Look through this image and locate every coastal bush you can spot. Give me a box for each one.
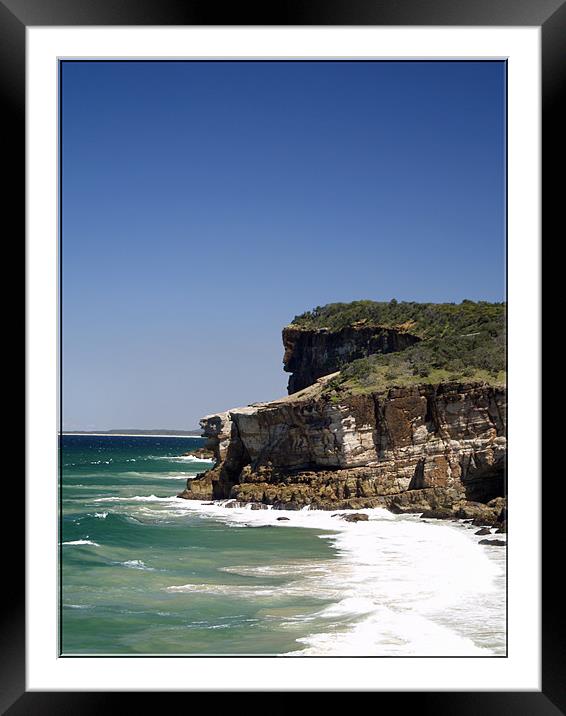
[295,299,507,394]
[291,299,505,340]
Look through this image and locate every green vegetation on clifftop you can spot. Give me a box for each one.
[291,300,506,395]
[291,299,504,338]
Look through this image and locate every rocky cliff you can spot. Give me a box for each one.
[282,324,421,394]
[178,377,506,519]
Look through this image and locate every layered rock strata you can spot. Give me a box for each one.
[178,379,506,515]
[282,324,421,394]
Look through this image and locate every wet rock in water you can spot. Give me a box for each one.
[224,501,241,509]
[276,516,290,521]
[454,502,499,524]
[471,516,496,527]
[475,528,492,536]
[486,497,508,525]
[176,470,216,501]
[201,502,215,505]
[250,503,268,510]
[495,521,507,534]
[273,501,301,511]
[479,539,506,547]
[341,513,369,523]
[487,497,506,512]
[420,508,453,520]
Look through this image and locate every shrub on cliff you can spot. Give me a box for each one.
[301,299,506,394]
[291,299,505,340]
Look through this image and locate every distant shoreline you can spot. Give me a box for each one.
[63,432,203,439]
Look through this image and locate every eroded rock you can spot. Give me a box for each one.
[179,381,506,517]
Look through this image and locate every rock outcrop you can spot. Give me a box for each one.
[178,378,506,514]
[182,447,215,460]
[282,324,421,394]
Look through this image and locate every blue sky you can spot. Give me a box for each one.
[62,60,506,430]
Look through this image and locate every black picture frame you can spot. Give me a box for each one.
[9,0,557,710]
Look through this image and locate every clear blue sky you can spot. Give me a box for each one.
[62,60,506,430]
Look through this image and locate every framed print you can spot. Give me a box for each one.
[9,0,558,709]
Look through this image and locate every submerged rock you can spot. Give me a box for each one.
[478,539,506,547]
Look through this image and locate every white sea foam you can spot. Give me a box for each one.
[164,499,506,656]
[94,494,173,503]
[165,583,281,597]
[121,559,155,571]
[152,455,215,464]
[62,539,100,546]
[94,512,108,519]
[219,563,332,578]
[90,491,505,655]
[151,474,196,480]
[293,606,490,656]
[285,518,504,656]
[122,470,195,480]
[165,564,342,601]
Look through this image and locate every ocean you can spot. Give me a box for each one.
[61,434,506,656]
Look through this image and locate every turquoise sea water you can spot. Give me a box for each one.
[61,435,506,656]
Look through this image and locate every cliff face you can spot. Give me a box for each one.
[179,379,506,513]
[282,325,421,394]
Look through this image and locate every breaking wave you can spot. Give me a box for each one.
[164,500,506,656]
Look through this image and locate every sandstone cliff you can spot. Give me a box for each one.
[179,300,506,519]
[282,324,421,394]
[178,377,506,517]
